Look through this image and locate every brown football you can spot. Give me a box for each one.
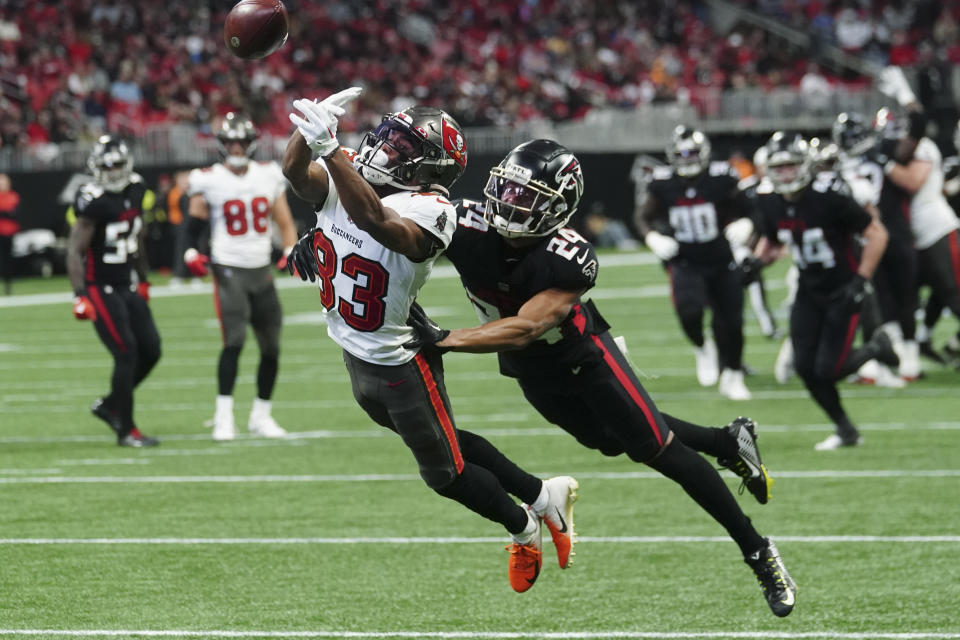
[223,0,289,60]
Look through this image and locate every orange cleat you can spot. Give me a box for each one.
[506,508,542,593]
[539,476,579,568]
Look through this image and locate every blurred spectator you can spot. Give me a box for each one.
[0,172,19,294]
[799,62,832,114]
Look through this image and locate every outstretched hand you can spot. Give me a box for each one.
[289,87,363,158]
[287,228,322,282]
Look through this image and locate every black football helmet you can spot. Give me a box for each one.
[764,131,812,195]
[355,106,467,194]
[87,135,133,193]
[832,112,876,157]
[483,139,584,238]
[809,136,839,172]
[216,112,259,168]
[666,125,711,177]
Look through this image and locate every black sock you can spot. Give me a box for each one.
[257,354,279,400]
[801,375,859,439]
[434,463,529,534]
[663,414,735,459]
[646,440,765,556]
[218,346,242,396]
[458,430,542,504]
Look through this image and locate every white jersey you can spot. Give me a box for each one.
[313,170,455,366]
[909,138,960,250]
[839,156,882,208]
[188,161,288,268]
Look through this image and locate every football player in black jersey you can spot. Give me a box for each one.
[753,132,898,451]
[408,139,797,617]
[637,126,755,400]
[66,136,161,447]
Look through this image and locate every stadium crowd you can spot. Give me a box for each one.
[1,0,958,150]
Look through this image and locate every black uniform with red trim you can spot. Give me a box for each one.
[755,172,873,380]
[74,178,161,431]
[445,200,669,463]
[644,162,752,370]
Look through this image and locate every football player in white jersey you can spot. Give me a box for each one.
[282,88,575,593]
[183,113,298,441]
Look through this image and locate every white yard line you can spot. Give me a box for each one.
[0,630,958,639]
[0,535,958,545]
[1,469,959,484]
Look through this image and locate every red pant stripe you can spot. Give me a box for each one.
[413,353,465,473]
[87,286,127,352]
[590,334,664,447]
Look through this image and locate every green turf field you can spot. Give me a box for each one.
[1,251,958,639]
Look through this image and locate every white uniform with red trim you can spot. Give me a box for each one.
[313,165,456,366]
[188,161,288,268]
[909,138,960,250]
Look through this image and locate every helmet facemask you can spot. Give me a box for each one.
[667,128,710,177]
[483,164,572,238]
[356,120,431,190]
[88,140,133,193]
[217,114,258,169]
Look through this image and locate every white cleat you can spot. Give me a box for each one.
[897,340,921,380]
[212,412,236,441]
[873,363,906,389]
[248,414,287,438]
[535,476,579,569]
[695,338,719,386]
[774,338,795,384]
[719,368,752,400]
[814,433,863,451]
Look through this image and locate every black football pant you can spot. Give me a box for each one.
[517,330,765,557]
[0,234,12,294]
[667,260,745,370]
[86,284,161,433]
[873,229,918,340]
[343,348,537,536]
[790,287,877,437]
[918,230,960,326]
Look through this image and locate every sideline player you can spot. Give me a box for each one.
[753,132,898,450]
[407,139,796,617]
[66,135,160,447]
[183,113,298,441]
[637,126,755,400]
[282,88,576,593]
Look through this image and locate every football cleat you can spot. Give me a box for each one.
[897,340,921,380]
[90,397,122,435]
[717,417,772,504]
[745,538,797,617]
[718,368,752,401]
[212,411,236,441]
[118,427,159,448]
[814,433,863,451]
[869,331,900,369]
[248,414,287,439]
[506,508,542,593]
[918,339,946,365]
[694,338,719,387]
[537,476,579,569]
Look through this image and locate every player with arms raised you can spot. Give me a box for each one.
[67,135,161,447]
[407,139,797,617]
[282,88,576,593]
[183,113,298,441]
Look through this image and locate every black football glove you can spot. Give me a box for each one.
[403,301,451,353]
[836,274,873,313]
[738,255,764,286]
[287,228,322,282]
[865,138,898,168]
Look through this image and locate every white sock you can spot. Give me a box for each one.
[251,398,272,418]
[530,482,550,516]
[216,395,233,416]
[511,509,538,545]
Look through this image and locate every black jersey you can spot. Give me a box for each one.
[445,200,605,378]
[74,178,147,287]
[851,157,913,239]
[646,162,751,265]
[756,172,873,299]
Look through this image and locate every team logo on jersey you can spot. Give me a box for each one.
[581,259,598,281]
[555,156,584,201]
[441,119,467,169]
[685,187,696,198]
[434,211,448,232]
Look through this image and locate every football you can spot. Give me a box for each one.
[223,0,289,60]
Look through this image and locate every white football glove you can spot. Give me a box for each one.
[877,66,916,107]
[645,230,679,261]
[289,86,363,157]
[723,217,754,248]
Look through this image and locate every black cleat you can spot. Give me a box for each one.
[118,428,160,448]
[918,340,946,365]
[745,538,797,617]
[718,417,772,505]
[90,397,122,435]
